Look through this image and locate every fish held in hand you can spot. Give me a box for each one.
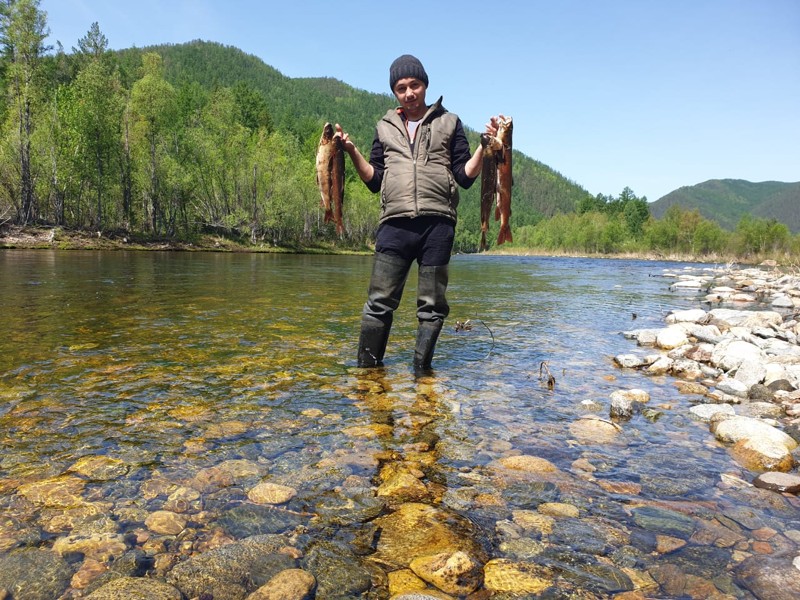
[494,115,513,246]
[315,122,345,234]
[330,133,345,235]
[478,115,513,248]
[480,133,502,252]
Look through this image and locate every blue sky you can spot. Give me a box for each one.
[41,0,799,202]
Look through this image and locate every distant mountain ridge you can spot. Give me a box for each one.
[649,179,800,233]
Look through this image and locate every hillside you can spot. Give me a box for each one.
[114,41,592,238]
[649,179,800,232]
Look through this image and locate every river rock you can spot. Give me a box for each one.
[730,437,796,472]
[711,415,798,451]
[248,482,297,505]
[671,358,704,379]
[17,475,86,508]
[538,502,580,518]
[190,458,265,492]
[371,503,485,570]
[631,505,696,538]
[52,531,128,562]
[377,470,430,502]
[68,455,129,481]
[84,576,182,600]
[145,510,187,535]
[752,471,800,493]
[708,309,783,330]
[734,358,767,388]
[715,376,749,398]
[656,327,689,350]
[734,555,800,600]
[409,551,483,596]
[610,389,649,419]
[511,510,555,534]
[245,568,316,600]
[167,534,297,600]
[0,548,73,600]
[613,353,647,368]
[646,355,673,375]
[689,403,735,422]
[482,558,554,594]
[739,401,784,419]
[495,455,558,473]
[711,339,764,372]
[301,540,372,599]
[569,415,622,444]
[665,308,708,323]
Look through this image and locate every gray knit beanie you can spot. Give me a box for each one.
[389,54,428,91]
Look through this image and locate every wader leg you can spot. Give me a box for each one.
[357,253,412,367]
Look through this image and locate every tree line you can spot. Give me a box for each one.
[1,0,797,262]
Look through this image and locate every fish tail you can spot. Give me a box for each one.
[497,225,512,245]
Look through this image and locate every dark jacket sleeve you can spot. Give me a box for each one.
[365,130,384,194]
[451,119,477,190]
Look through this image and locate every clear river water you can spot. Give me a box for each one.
[1,250,798,598]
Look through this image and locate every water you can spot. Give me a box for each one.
[1,250,797,597]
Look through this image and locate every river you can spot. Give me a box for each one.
[1,250,797,598]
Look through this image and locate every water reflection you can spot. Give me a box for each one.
[1,250,798,597]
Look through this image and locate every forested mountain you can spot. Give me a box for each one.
[116,41,593,246]
[5,2,795,260]
[650,179,800,233]
[0,20,594,252]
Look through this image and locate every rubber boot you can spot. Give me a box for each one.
[414,264,449,372]
[357,253,412,367]
[413,319,444,373]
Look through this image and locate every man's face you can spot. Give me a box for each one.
[392,77,427,119]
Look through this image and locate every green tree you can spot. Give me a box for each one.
[66,23,124,228]
[129,52,177,233]
[0,0,50,224]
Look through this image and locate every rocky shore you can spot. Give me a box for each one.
[614,263,800,488]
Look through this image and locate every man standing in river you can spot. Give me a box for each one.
[337,54,500,372]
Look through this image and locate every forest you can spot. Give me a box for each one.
[1,0,798,261]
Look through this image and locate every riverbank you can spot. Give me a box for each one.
[0,224,753,265]
[0,225,368,254]
[615,263,800,489]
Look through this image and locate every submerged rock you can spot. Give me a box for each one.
[409,551,483,596]
[734,555,800,600]
[0,548,73,600]
[752,471,800,493]
[84,576,182,600]
[245,568,316,600]
[371,503,486,570]
[166,534,297,600]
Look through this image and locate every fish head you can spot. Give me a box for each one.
[497,116,513,146]
[320,122,335,143]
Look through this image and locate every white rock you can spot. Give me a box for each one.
[771,295,794,308]
[690,403,736,422]
[670,279,704,290]
[665,309,707,324]
[708,309,783,330]
[646,356,673,375]
[733,358,766,389]
[656,327,689,350]
[610,389,650,403]
[711,339,764,372]
[614,354,646,368]
[711,415,798,451]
